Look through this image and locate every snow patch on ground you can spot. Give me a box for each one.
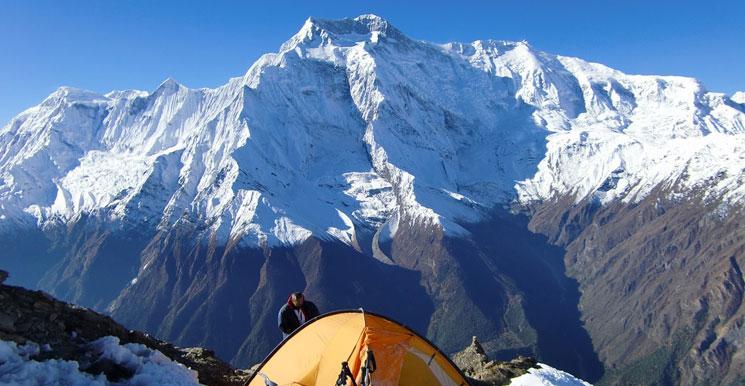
[1,340,107,386]
[0,337,201,386]
[509,363,592,386]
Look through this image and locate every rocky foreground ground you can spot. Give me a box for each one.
[454,336,539,385]
[0,269,537,385]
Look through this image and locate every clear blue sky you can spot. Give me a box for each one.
[2,0,743,124]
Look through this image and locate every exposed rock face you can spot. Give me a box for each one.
[0,281,250,386]
[454,336,539,385]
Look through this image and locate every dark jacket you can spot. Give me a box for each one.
[278,297,320,338]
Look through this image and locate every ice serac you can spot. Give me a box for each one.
[3,14,745,386]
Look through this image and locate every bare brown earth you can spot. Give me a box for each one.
[529,186,745,385]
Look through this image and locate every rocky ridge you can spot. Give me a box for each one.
[454,336,539,385]
[0,270,250,386]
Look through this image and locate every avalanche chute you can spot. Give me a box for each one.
[246,310,470,386]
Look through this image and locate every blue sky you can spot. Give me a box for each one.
[1,0,743,124]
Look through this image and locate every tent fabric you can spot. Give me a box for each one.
[349,326,412,386]
[246,310,470,386]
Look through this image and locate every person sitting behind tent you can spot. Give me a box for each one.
[278,292,319,338]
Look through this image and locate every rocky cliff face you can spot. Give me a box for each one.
[2,14,745,385]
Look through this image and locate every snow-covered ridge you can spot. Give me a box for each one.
[2,14,745,248]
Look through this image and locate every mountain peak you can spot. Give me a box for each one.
[281,14,404,52]
[156,77,182,93]
[306,13,395,35]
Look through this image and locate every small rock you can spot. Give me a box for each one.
[16,321,34,333]
[85,358,135,382]
[0,270,8,284]
[471,336,486,355]
[39,291,55,302]
[0,312,16,332]
[453,336,539,386]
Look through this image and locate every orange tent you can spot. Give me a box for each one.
[246,310,470,386]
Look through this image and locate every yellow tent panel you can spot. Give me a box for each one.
[246,310,470,386]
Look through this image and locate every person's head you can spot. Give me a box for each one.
[291,292,304,308]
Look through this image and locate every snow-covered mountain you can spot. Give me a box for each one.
[3,15,744,245]
[2,14,745,385]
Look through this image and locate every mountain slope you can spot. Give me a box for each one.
[2,14,745,385]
